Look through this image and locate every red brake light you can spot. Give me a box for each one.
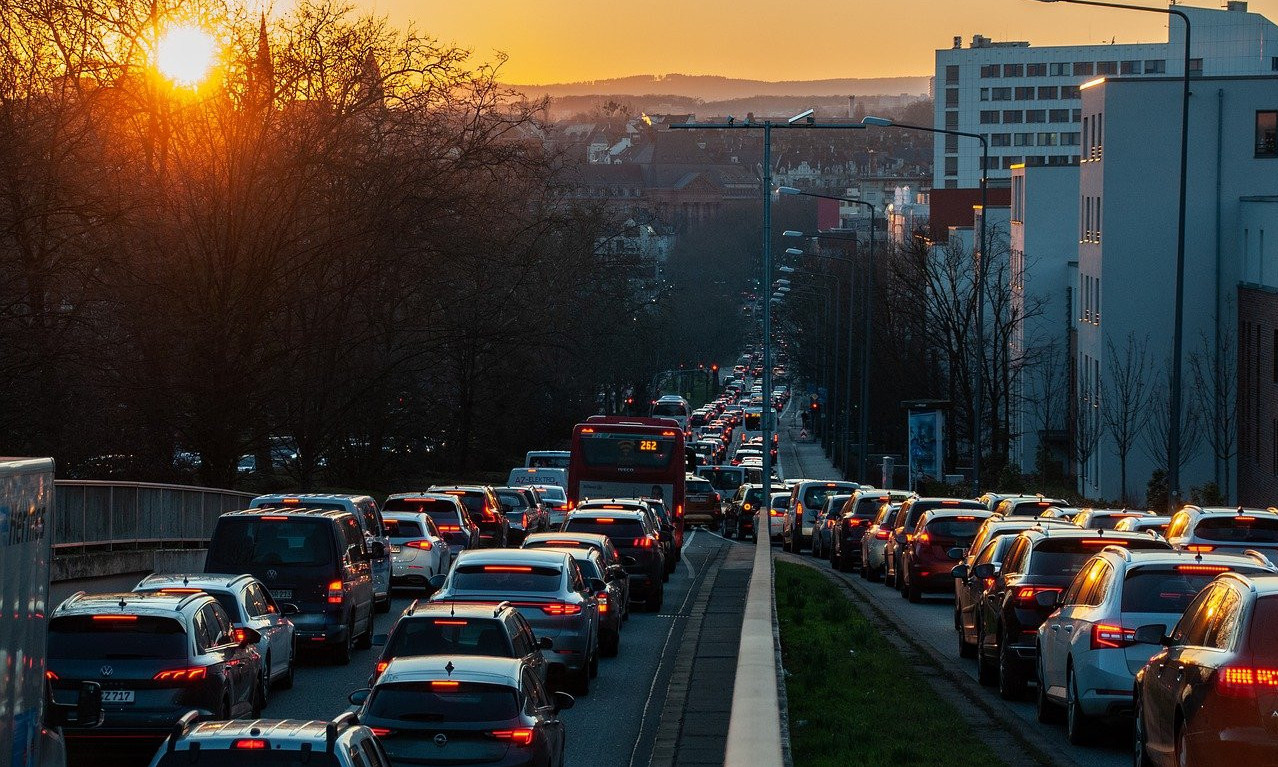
[597,592,609,613]
[956,516,976,521]
[941,500,960,505]
[632,537,654,548]
[45,670,57,681]
[594,518,615,524]
[433,619,468,625]
[491,728,535,746]
[1175,564,1230,574]
[916,531,931,544]
[542,603,583,616]
[404,540,433,550]
[431,681,460,689]
[232,628,248,644]
[1091,623,1136,649]
[158,588,202,594]
[437,524,461,532]
[279,498,301,505]
[743,503,753,511]
[1080,539,1113,546]
[1013,586,1061,608]
[233,739,268,750]
[92,615,138,622]
[482,566,532,573]
[327,580,344,604]
[1187,544,1215,552]
[375,660,389,675]
[260,515,289,521]
[370,728,394,737]
[153,667,208,683]
[875,529,890,540]
[1218,667,1278,697]
[581,427,595,434]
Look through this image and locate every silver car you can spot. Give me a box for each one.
[429,548,602,695]
[860,502,901,581]
[382,510,452,590]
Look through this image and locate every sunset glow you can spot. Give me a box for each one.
[155,24,217,87]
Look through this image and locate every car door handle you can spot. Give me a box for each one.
[1050,625,1059,632]
[1063,626,1073,633]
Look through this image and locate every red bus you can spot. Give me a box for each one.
[568,416,686,549]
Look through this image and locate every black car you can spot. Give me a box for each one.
[726,484,766,541]
[971,528,1170,699]
[831,489,914,572]
[429,485,511,547]
[495,486,549,544]
[563,509,665,612]
[48,591,264,746]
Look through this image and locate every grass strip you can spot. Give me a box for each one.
[777,561,1009,767]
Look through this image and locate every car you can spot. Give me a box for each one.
[1132,572,1278,766]
[860,502,902,580]
[697,465,748,499]
[970,527,1172,699]
[428,548,602,694]
[640,496,681,569]
[683,475,723,529]
[384,493,482,553]
[204,508,377,665]
[521,532,632,621]
[1070,508,1158,530]
[831,489,914,572]
[349,656,573,767]
[48,591,265,743]
[530,486,570,528]
[899,508,994,602]
[1036,549,1274,743]
[562,508,665,613]
[1036,506,1082,522]
[133,574,297,699]
[1164,506,1278,562]
[1113,514,1173,536]
[146,712,387,767]
[577,498,673,573]
[494,486,550,545]
[553,547,623,657]
[725,483,766,541]
[429,486,511,548]
[811,494,854,560]
[883,498,987,587]
[766,492,790,541]
[381,510,453,590]
[992,495,1070,518]
[783,480,860,553]
[370,601,551,686]
[250,494,392,614]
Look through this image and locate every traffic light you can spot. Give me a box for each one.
[810,401,820,414]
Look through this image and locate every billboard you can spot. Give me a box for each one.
[907,410,943,485]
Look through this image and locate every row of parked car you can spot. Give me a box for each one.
[782,485,1278,764]
[47,487,682,766]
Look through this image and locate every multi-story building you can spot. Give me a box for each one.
[934,2,1278,189]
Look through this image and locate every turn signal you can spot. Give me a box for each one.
[404,540,433,550]
[327,580,344,604]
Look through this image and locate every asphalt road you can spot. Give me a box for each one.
[61,530,732,767]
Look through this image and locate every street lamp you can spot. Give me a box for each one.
[860,115,989,493]
[779,187,877,483]
[1031,0,1191,510]
[778,266,796,274]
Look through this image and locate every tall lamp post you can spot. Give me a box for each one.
[779,188,877,483]
[671,112,866,517]
[1032,0,1191,509]
[860,115,988,494]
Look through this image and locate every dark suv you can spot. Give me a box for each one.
[495,486,549,544]
[430,485,511,547]
[204,508,377,665]
[563,509,665,612]
[831,489,914,572]
[48,591,264,744]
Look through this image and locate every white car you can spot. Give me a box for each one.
[1035,548,1275,743]
[765,492,789,540]
[382,511,452,591]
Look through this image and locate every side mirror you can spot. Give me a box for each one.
[1035,590,1060,609]
[280,602,300,615]
[622,556,637,567]
[372,634,389,647]
[971,563,996,580]
[538,636,554,650]
[1133,624,1171,646]
[950,564,969,580]
[348,688,371,706]
[428,573,447,590]
[588,578,607,594]
[233,626,262,646]
[608,565,628,581]
[49,681,103,728]
[552,691,575,713]
[947,547,965,560]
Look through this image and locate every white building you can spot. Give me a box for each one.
[934,2,1278,189]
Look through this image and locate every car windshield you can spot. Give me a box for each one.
[49,615,188,660]
[451,564,562,592]
[1194,516,1278,543]
[387,618,511,657]
[1121,566,1264,613]
[802,484,857,511]
[384,518,424,538]
[1028,537,1167,577]
[366,682,519,722]
[209,518,333,567]
[153,754,341,767]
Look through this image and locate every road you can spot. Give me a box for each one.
[62,530,733,767]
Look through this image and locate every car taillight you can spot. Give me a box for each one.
[437,524,461,532]
[1218,667,1278,697]
[713,492,721,504]
[153,667,208,683]
[795,502,804,518]
[847,519,865,527]
[1013,585,1060,608]
[521,513,528,528]
[370,728,394,737]
[233,739,268,750]
[1091,624,1137,649]
[874,529,890,539]
[1187,544,1215,552]
[596,592,609,613]
[491,728,534,746]
[916,531,931,545]
[743,503,753,511]
[404,539,433,550]
[45,670,58,681]
[327,580,344,604]
[375,660,390,676]
[770,509,784,516]
[632,536,655,548]
[542,603,583,616]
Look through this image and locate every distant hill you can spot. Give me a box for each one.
[508,73,931,101]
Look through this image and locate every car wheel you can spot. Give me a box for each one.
[571,665,590,696]
[602,631,620,658]
[1174,716,1191,767]
[375,593,391,614]
[332,620,354,666]
[998,634,1027,700]
[1133,689,1154,767]
[251,674,267,718]
[907,578,922,603]
[588,648,599,678]
[355,615,373,650]
[899,568,910,598]
[1065,666,1092,745]
[1035,657,1061,723]
[649,584,665,613]
[958,620,976,659]
[259,658,271,709]
[859,561,868,579]
[278,641,296,689]
[976,625,997,686]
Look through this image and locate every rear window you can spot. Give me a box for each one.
[1247,596,1278,657]
[1006,500,1063,517]
[563,518,646,541]
[853,497,892,517]
[802,484,858,511]
[1028,537,1168,577]
[925,518,984,543]
[366,681,518,723]
[687,479,714,494]
[441,492,486,516]
[1121,566,1265,613]
[1193,516,1278,543]
[700,469,744,492]
[652,402,687,418]
[49,615,188,660]
[384,498,462,527]
[905,500,986,528]
[452,565,562,593]
[154,754,340,767]
[384,519,423,538]
[209,518,334,568]
[496,491,529,511]
[387,618,511,658]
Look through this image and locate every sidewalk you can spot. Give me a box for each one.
[779,414,845,481]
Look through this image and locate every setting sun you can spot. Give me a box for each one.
[155,24,217,87]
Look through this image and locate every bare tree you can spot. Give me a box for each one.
[1141,360,1203,496]
[1190,328,1238,501]
[1102,333,1151,504]
[1019,339,1069,480]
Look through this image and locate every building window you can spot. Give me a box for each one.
[1026,109,1047,123]
[1027,63,1047,77]
[1047,154,1075,166]
[1072,108,1082,122]
[1061,85,1081,99]
[946,64,960,84]
[1003,110,1024,123]
[1189,58,1203,77]
[1145,59,1166,74]
[1026,155,1045,166]
[1049,108,1071,122]
[1049,62,1070,76]
[945,88,959,107]
[945,111,959,129]
[1038,86,1059,100]
[1038,132,1059,146]
[1073,61,1095,76]
[980,87,990,101]
[991,133,1013,147]
[980,110,1000,124]
[1096,61,1117,75]
[1273,329,1278,382]
[981,64,1001,78]
[1015,86,1036,100]
[1272,419,1278,476]
[1014,132,1034,146]
[1004,63,1024,77]
[1257,111,1278,157]
[1095,195,1101,240]
[944,157,959,176]
[1002,156,1023,169]
[1273,57,1278,71]
[992,87,1012,101]
[1120,60,1139,74]
[945,134,959,152]
[1061,132,1080,146]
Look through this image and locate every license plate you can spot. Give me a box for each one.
[271,589,293,600]
[390,545,402,553]
[101,690,134,704]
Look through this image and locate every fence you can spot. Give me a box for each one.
[52,480,255,552]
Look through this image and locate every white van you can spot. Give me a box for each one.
[650,395,691,432]
[524,450,569,469]
[507,466,567,489]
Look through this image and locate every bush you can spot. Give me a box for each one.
[1146,469,1169,512]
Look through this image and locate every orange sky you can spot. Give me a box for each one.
[350,0,1278,84]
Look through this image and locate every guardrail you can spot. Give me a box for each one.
[52,480,255,552]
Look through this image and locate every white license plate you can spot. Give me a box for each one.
[102,690,134,704]
[271,589,293,600]
[390,545,402,554]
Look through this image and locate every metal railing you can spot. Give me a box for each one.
[52,480,255,552]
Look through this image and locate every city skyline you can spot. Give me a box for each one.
[348,0,1278,84]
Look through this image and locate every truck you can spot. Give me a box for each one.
[1,458,100,767]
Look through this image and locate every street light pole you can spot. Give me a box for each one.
[861,116,988,494]
[1032,0,1191,510]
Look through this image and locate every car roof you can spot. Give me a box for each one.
[1236,572,1278,596]
[220,507,350,520]
[1017,527,1162,544]
[524,532,611,547]
[55,590,207,617]
[919,508,993,521]
[569,508,646,521]
[399,600,517,619]
[135,573,256,592]
[430,485,490,493]
[380,654,522,685]
[385,492,461,501]
[453,548,570,567]
[1100,548,1276,570]
[253,493,373,503]
[1182,506,1278,518]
